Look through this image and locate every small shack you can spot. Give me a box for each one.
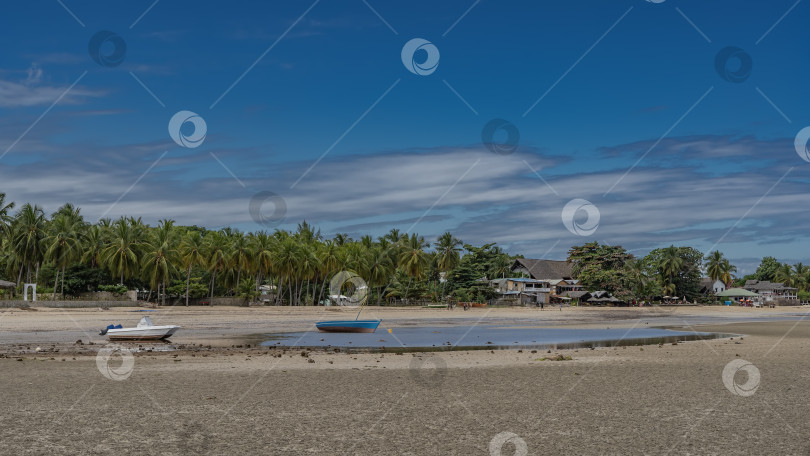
[716,288,761,306]
[0,280,16,298]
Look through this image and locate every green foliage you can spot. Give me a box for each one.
[798,290,810,301]
[704,250,737,285]
[446,243,505,301]
[237,277,259,303]
[643,246,703,300]
[754,256,781,281]
[62,266,111,296]
[567,242,635,298]
[167,278,208,299]
[98,284,128,295]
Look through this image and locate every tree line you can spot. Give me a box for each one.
[2,194,806,305]
[0,194,515,305]
[567,242,810,302]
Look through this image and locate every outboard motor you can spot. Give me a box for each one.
[99,324,119,336]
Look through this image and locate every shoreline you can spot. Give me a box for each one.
[1,306,808,454]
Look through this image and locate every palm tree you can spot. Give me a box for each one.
[180,230,207,306]
[11,204,48,283]
[659,245,683,295]
[102,217,141,285]
[295,243,320,305]
[251,231,275,294]
[774,263,795,288]
[793,262,809,292]
[229,232,252,290]
[333,233,351,246]
[205,231,228,305]
[81,225,107,268]
[367,246,394,305]
[398,234,429,304]
[141,220,179,306]
[45,213,84,299]
[0,193,15,242]
[434,232,462,300]
[705,251,725,282]
[719,259,737,287]
[271,236,299,305]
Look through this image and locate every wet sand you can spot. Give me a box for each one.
[0,306,808,455]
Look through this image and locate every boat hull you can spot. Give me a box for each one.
[107,326,179,341]
[315,320,381,333]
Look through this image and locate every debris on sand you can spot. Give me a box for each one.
[536,354,572,361]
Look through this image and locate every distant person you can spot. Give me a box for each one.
[540,302,544,310]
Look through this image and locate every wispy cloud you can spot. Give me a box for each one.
[0,132,807,271]
[0,76,104,107]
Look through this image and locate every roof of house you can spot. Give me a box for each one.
[506,277,546,283]
[698,277,724,293]
[0,280,14,288]
[743,280,797,291]
[562,290,590,299]
[511,259,573,280]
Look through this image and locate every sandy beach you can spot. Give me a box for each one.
[0,305,808,455]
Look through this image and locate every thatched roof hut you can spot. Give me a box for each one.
[0,280,15,289]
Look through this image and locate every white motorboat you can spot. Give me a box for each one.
[100,316,180,341]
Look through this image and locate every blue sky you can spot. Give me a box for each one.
[1,0,809,273]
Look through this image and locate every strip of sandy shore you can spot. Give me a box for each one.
[0,305,807,455]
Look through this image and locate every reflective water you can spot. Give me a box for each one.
[258,325,727,351]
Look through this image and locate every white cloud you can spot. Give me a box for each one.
[0,77,104,107]
[0,135,808,270]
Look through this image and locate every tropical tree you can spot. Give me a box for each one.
[102,217,141,285]
[140,220,179,305]
[793,263,809,291]
[398,234,429,304]
[705,251,725,282]
[773,263,795,288]
[205,231,229,304]
[11,204,48,282]
[0,193,15,242]
[45,213,84,299]
[643,245,702,300]
[567,242,635,298]
[81,225,107,269]
[229,232,252,290]
[180,230,207,306]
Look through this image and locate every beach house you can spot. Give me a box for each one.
[698,278,726,295]
[492,259,585,305]
[742,280,797,305]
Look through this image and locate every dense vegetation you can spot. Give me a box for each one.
[0,194,514,305]
[569,241,810,302]
[1,193,807,304]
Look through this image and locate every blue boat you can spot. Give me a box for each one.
[315,319,381,333]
